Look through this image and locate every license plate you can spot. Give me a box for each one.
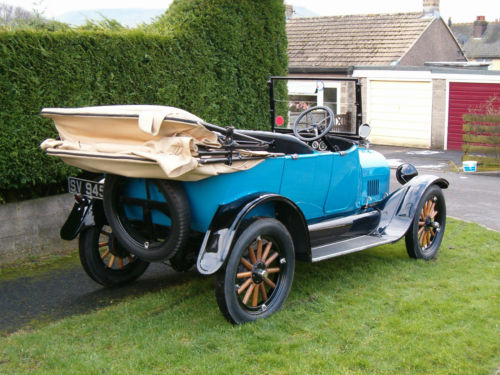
[68,177,104,200]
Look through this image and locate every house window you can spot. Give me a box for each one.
[285,80,341,128]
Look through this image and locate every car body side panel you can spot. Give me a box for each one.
[358,148,391,206]
[121,151,335,234]
[279,153,333,220]
[323,146,361,215]
[182,158,286,232]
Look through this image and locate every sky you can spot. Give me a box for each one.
[3,0,498,23]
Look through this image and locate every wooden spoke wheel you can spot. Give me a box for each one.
[405,185,446,260]
[79,224,149,287]
[98,226,137,270]
[236,238,282,309]
[216,218,295,324]
[417,198,439,249]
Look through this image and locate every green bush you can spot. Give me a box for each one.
[0,0,287,202]
[150,0,287,128]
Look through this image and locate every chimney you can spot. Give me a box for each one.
[473,16,488,38]
[422,0,440,18]
[285,4,294,20]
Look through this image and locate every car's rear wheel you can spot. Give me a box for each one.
[405,185,446,260]
[215,218,295,324]
[79,224,149,287]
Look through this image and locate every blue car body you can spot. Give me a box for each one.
[123,146,389,233]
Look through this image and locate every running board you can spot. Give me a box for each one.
[308,211,379,232]
[307,211,380,248]
[310,234,399,262]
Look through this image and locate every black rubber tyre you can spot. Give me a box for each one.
[169,233,203,272]
[405,184,446,260]
[103,175,190,262]
[216,218,295,324]
[79,224,149,287]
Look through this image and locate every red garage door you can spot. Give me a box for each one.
[448,82,500,150]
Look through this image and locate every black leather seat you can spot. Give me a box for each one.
[238,130,314,155]
[323,134,356,152]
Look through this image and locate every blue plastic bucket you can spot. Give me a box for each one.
[463,161,477,172]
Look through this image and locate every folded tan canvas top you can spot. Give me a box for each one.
[41,105,272,181]
[41,105,220,147]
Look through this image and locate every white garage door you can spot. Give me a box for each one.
[367,80,432,148]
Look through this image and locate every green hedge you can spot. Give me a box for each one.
[0,0,287,202]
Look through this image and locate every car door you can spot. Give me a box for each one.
[323,146,361,215]
[279,152,333,221]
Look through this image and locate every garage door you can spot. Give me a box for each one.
[448,82,500,150]
[367,80,432,148]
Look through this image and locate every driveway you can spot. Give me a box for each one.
[372,145,500,232]
[373,145,464,172]
[0,262,199,335]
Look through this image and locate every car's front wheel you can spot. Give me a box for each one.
[405,184,446,260]
[215,218,295,324]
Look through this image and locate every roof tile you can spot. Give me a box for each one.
[451,22,500,59]
[287,12,432,67]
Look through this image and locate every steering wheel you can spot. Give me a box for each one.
[293,106,334,142]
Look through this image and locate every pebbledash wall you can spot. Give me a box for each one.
[0,194,76,264]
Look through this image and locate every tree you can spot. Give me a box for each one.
[0,2,69,31]
[0,3,36,27]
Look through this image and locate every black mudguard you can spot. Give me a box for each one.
[60,198,106,240]
[374,174,449,239]
[196,193,310,275]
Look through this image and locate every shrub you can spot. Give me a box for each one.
[0,0,287,202]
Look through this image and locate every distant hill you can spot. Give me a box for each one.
[292,6,318,18]
[55,5,317,28]
[55,8,167,27]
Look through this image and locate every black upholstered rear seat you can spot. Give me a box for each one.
[238,130,314,155]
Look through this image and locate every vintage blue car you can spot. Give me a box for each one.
[48,77,448,324]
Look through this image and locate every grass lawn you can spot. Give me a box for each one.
[0,252,79,283]
[0,218,498,374]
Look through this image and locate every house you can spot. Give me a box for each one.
[451,17,500,70]
[283,0,500,150]
[286,0,466,71]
